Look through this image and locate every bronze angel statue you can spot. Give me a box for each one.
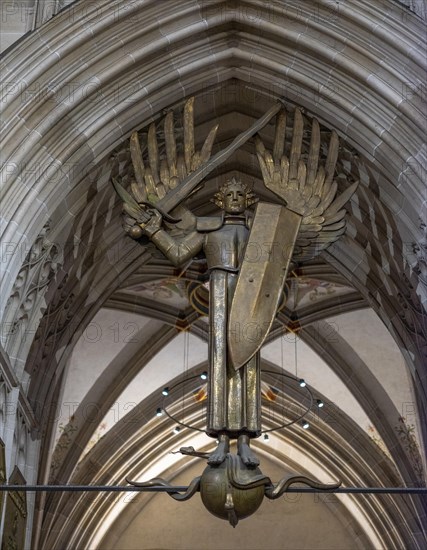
[113,97,357,508]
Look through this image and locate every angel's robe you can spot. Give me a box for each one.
[151,213,261,438]
[204,216,261,439]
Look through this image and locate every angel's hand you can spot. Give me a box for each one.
[142,209,163,237]
[122,206,162,240]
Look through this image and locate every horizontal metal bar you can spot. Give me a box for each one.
[0,485,426,494]
[0,485,189,492]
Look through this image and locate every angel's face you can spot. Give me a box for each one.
[223,185,247,214]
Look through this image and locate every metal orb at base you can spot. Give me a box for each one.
[200,458,265,527]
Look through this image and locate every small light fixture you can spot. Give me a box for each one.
[316,399,324,408]
[173,426,180,434]
[302,420,310,429]
[156,408,163,417]
[162,387,169,396]
[200,371,208,380]
[263,434,270,442]
[299,378,306,387]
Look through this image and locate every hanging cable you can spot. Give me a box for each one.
[294,329,298,379]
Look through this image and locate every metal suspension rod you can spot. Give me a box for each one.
[0,485,426,494]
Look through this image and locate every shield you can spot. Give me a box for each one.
[228,203,301,369]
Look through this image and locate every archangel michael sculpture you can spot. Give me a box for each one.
[113,97,358,526]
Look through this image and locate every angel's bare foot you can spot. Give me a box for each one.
[238,434,259,468]
[208,434,230,466]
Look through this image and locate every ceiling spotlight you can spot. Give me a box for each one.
[162,387,169,396]
[298,378,307,387]
[200,371,208,380]
[302,420,310,429]
[316,399,324,408]
[156,408,163,417]
[173,426,181,434]
[263,434,270,442]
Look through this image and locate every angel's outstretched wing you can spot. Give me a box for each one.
[120,97,219,238]
[255,108,358,261]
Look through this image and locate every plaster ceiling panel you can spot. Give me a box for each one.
[81,332,208,453]
[121,278,191,309]
[325,308,419,433]
[0,1,35,53]
[285,277,356,310]
[117,269,361,324]
[55,308,151,443]
[261,336,375,437]
[328,309,414,416]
